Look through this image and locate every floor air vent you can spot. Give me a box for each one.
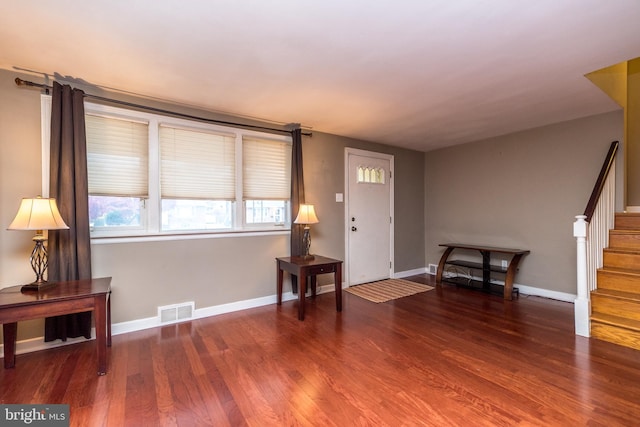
[159,302,194,324]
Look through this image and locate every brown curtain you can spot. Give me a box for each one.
[45,81,92,342]
[290,127,305,293]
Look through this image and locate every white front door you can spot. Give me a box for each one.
[345,148,393,285]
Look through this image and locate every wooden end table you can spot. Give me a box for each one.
[0,277,112,375]
[276,256,343,320]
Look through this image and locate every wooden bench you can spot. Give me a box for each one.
[436,243,529,300]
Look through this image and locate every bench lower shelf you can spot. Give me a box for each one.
[440,276,520,298]
[445,260,508,274]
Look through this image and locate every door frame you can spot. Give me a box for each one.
[344,147,395,287]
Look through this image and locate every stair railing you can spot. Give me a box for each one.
[574,141,619,337]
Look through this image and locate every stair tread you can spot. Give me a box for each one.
[598,266,640,277]
[604,247,640,255]
[591,313,640,331]
[592,288,640,301]
[598,265,640,275]
[616,212,640,217]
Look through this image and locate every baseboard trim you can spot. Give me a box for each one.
[112,290,304,336]
[395,266,576,302]
[393,267,428,278]
[439,272,576,302]
[0,333,98,359]
[516,285,576,302]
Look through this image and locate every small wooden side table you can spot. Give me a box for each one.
[276,255,343,321]
[0,277,112,375]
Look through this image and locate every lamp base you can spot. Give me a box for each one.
[21,281,56,293]
[301,226,314,260]
[25,237,50,292]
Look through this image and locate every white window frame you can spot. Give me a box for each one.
[41,94,292,241]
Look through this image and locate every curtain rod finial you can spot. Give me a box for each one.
[15,77,50,95]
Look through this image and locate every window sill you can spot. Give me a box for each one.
[90,229,291,245]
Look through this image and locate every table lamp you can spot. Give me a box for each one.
[7,197,69,291]
[294,204,319,260]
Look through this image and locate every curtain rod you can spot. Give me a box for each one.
[15,77,311,137]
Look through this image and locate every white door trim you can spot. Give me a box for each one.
[344,147,395,287]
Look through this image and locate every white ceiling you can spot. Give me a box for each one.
[2,0,640,152]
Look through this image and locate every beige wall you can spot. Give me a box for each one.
[304,132,426,273]
[92,234,290,324]
[425,110,624,295]
[0,68,425,340]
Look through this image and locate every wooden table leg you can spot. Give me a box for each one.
[3,322,17,369]
[276,261,284,305]
[504,253,525,300]
[95,295,107,375]
[107,292,112,347]
[436,247,455,284]
[310,275,317,298]
[335,266,342,312]
[298,273,307,321]
[481,250,491,291]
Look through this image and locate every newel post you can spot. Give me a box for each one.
[573,215,590,337]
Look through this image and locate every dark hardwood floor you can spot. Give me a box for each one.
[2,274,640,426]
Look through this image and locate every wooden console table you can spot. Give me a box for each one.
[0,277,112,375]
[436,244,529,300]
[276,256,343,321]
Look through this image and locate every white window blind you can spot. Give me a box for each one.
[243,137,292,200]
[85,114,149,197]
[159,126,236,200]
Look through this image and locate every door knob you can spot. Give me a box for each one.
[351,226,357,231]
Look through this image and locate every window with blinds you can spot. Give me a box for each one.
[159,126,236,231]
[85,114,149,230]
[82,100,292,236]
[243,137,291,225]
[243,137,291,200]
[86,114,149,197]
[160,126,236,200]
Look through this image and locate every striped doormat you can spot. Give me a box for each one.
[345,278,434,303]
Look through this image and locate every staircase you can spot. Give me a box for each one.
[590,212,640,350]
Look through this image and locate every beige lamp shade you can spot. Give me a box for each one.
[8,197,69,231]
[294,204,319,225]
